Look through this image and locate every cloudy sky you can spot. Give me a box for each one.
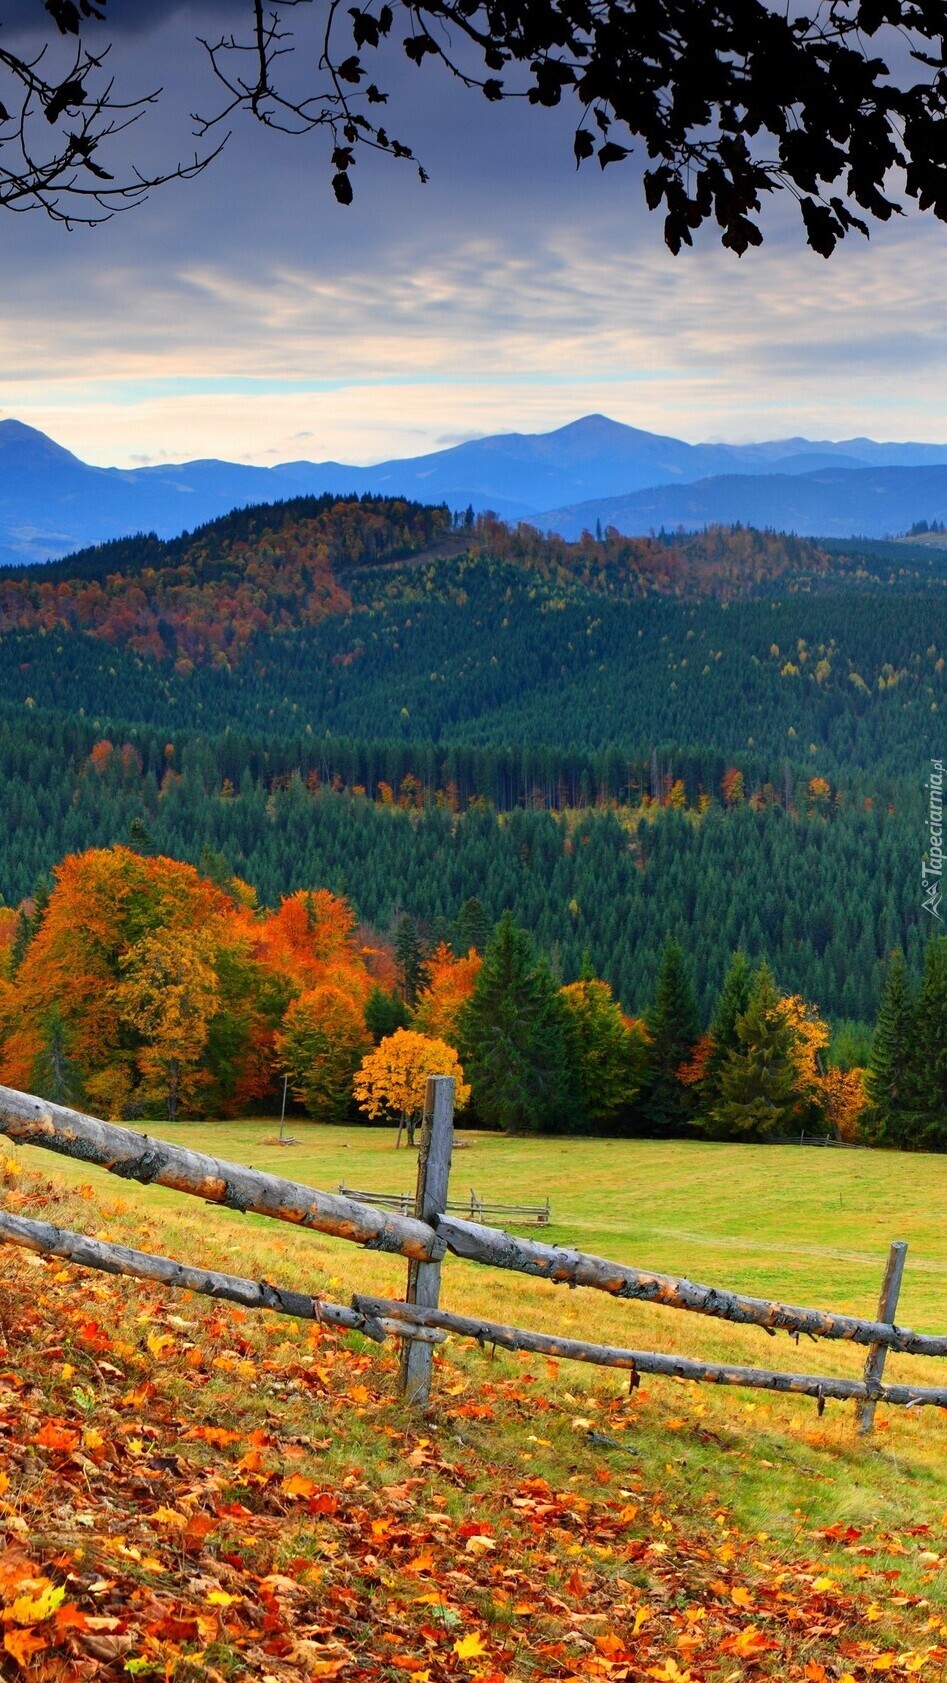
[1,0,946,468]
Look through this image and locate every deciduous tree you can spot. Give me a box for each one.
[354,1027,468,1145]
[117,925,221,1121]
[10,1,947,257]
[276,984,371,1124]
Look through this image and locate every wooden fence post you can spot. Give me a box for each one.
[857,1240,908,1436]
[399,1075,455,1408]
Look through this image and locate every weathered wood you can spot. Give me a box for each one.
[400,1076,454,1407]
[0,1208,444,1343]
[356,1294,947,1408]
[858,1241,909,1435]
[436,1215,947,1357]
[338,1184,551,1223]
[0,1085,442,1261]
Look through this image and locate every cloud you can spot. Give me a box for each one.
[0,4,946,467]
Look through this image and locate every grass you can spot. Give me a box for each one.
[12,1120,947,1607]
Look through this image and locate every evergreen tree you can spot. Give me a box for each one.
[641,937,701,1133]
[560,975,647,1131]
[30,1005,85,1108]
[456,896,489,954]
[700,950,753,1108]
[459,912,572,1133]
[365,985,411,1043]
[9,908,31,979]
[902,937,947,1150]
[394,914,430,1007]
[864,949,915,1146]
[712,963,804,1142]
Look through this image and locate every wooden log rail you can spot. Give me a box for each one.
[339,1183,551,1224]
[0,1087,441,1261]
[356,1294,947,1410]
[436,1215,947,1358]
[0,1209,444,1345]
[4,1085,947,1364]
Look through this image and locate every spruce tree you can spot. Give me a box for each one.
[394,915,430,1007]
[706,952,753,1086]
[365,985,411,1044]
[691,949,753,1135]
[865,949,915,1146]
[30,1005,85,1108]
[456,897,489,954]
[903,937,947,1150]
[458,912,572,1133]
[712,963,802,1142]
[561,975,647,1131]
[641,937,701,1133]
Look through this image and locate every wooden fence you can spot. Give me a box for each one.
[0,1078,943,1425]
[338,1182,551,1225]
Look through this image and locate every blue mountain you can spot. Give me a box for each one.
[3,413,947,564]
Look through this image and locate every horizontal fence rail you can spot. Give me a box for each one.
[339,1183,551,1225]
[0,1208,445,1345]
[0,1087,441,1262]
[354,1294,947,1409]
[1,1082,944,1425]
[435,1215,947,1356]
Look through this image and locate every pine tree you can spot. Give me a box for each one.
[365,985,411,1044]
[458,912,572,1133]
[712,963,804,1142]
[694,950,753,1126]
[642,938,701,1133]
[394,914,430,1007]
[902,937,947,1150]
[456,897,489,954]
[560,976,647,1130]
[864,949,915,1146]
[30,1005,85,1108]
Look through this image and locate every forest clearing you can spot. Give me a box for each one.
[7,1122,947,1680]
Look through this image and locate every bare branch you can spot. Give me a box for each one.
[0,2,222,223]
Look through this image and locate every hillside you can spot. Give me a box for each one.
[0,498,934,675]
[0,496,943,1024]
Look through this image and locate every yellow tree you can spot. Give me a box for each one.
[354,1028,469,1147]
[821,1065,869,1142]
[117,926,220,1121]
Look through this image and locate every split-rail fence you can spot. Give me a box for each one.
[0,1076,941,1429]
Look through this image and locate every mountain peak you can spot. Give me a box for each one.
[0,417,86,467]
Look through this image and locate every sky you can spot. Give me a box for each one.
[2,1,947,469]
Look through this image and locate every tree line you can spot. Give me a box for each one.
[2,840,942,1151]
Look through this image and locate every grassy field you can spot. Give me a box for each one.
[13,1119,947,1582]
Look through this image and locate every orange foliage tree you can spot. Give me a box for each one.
[275,985,371,1124]
[412,944,482,1042]
[0,847,379,1122]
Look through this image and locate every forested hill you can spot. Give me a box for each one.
[2,493,946,1027]
[2,494,940,673]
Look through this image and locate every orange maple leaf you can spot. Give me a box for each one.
[3,1628,48,1667]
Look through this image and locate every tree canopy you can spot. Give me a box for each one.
[5,0,947,252]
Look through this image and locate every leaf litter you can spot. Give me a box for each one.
[1,1164,947,1680]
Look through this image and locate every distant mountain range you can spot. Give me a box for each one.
[540,464,947,543]
[4,413,947,565]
